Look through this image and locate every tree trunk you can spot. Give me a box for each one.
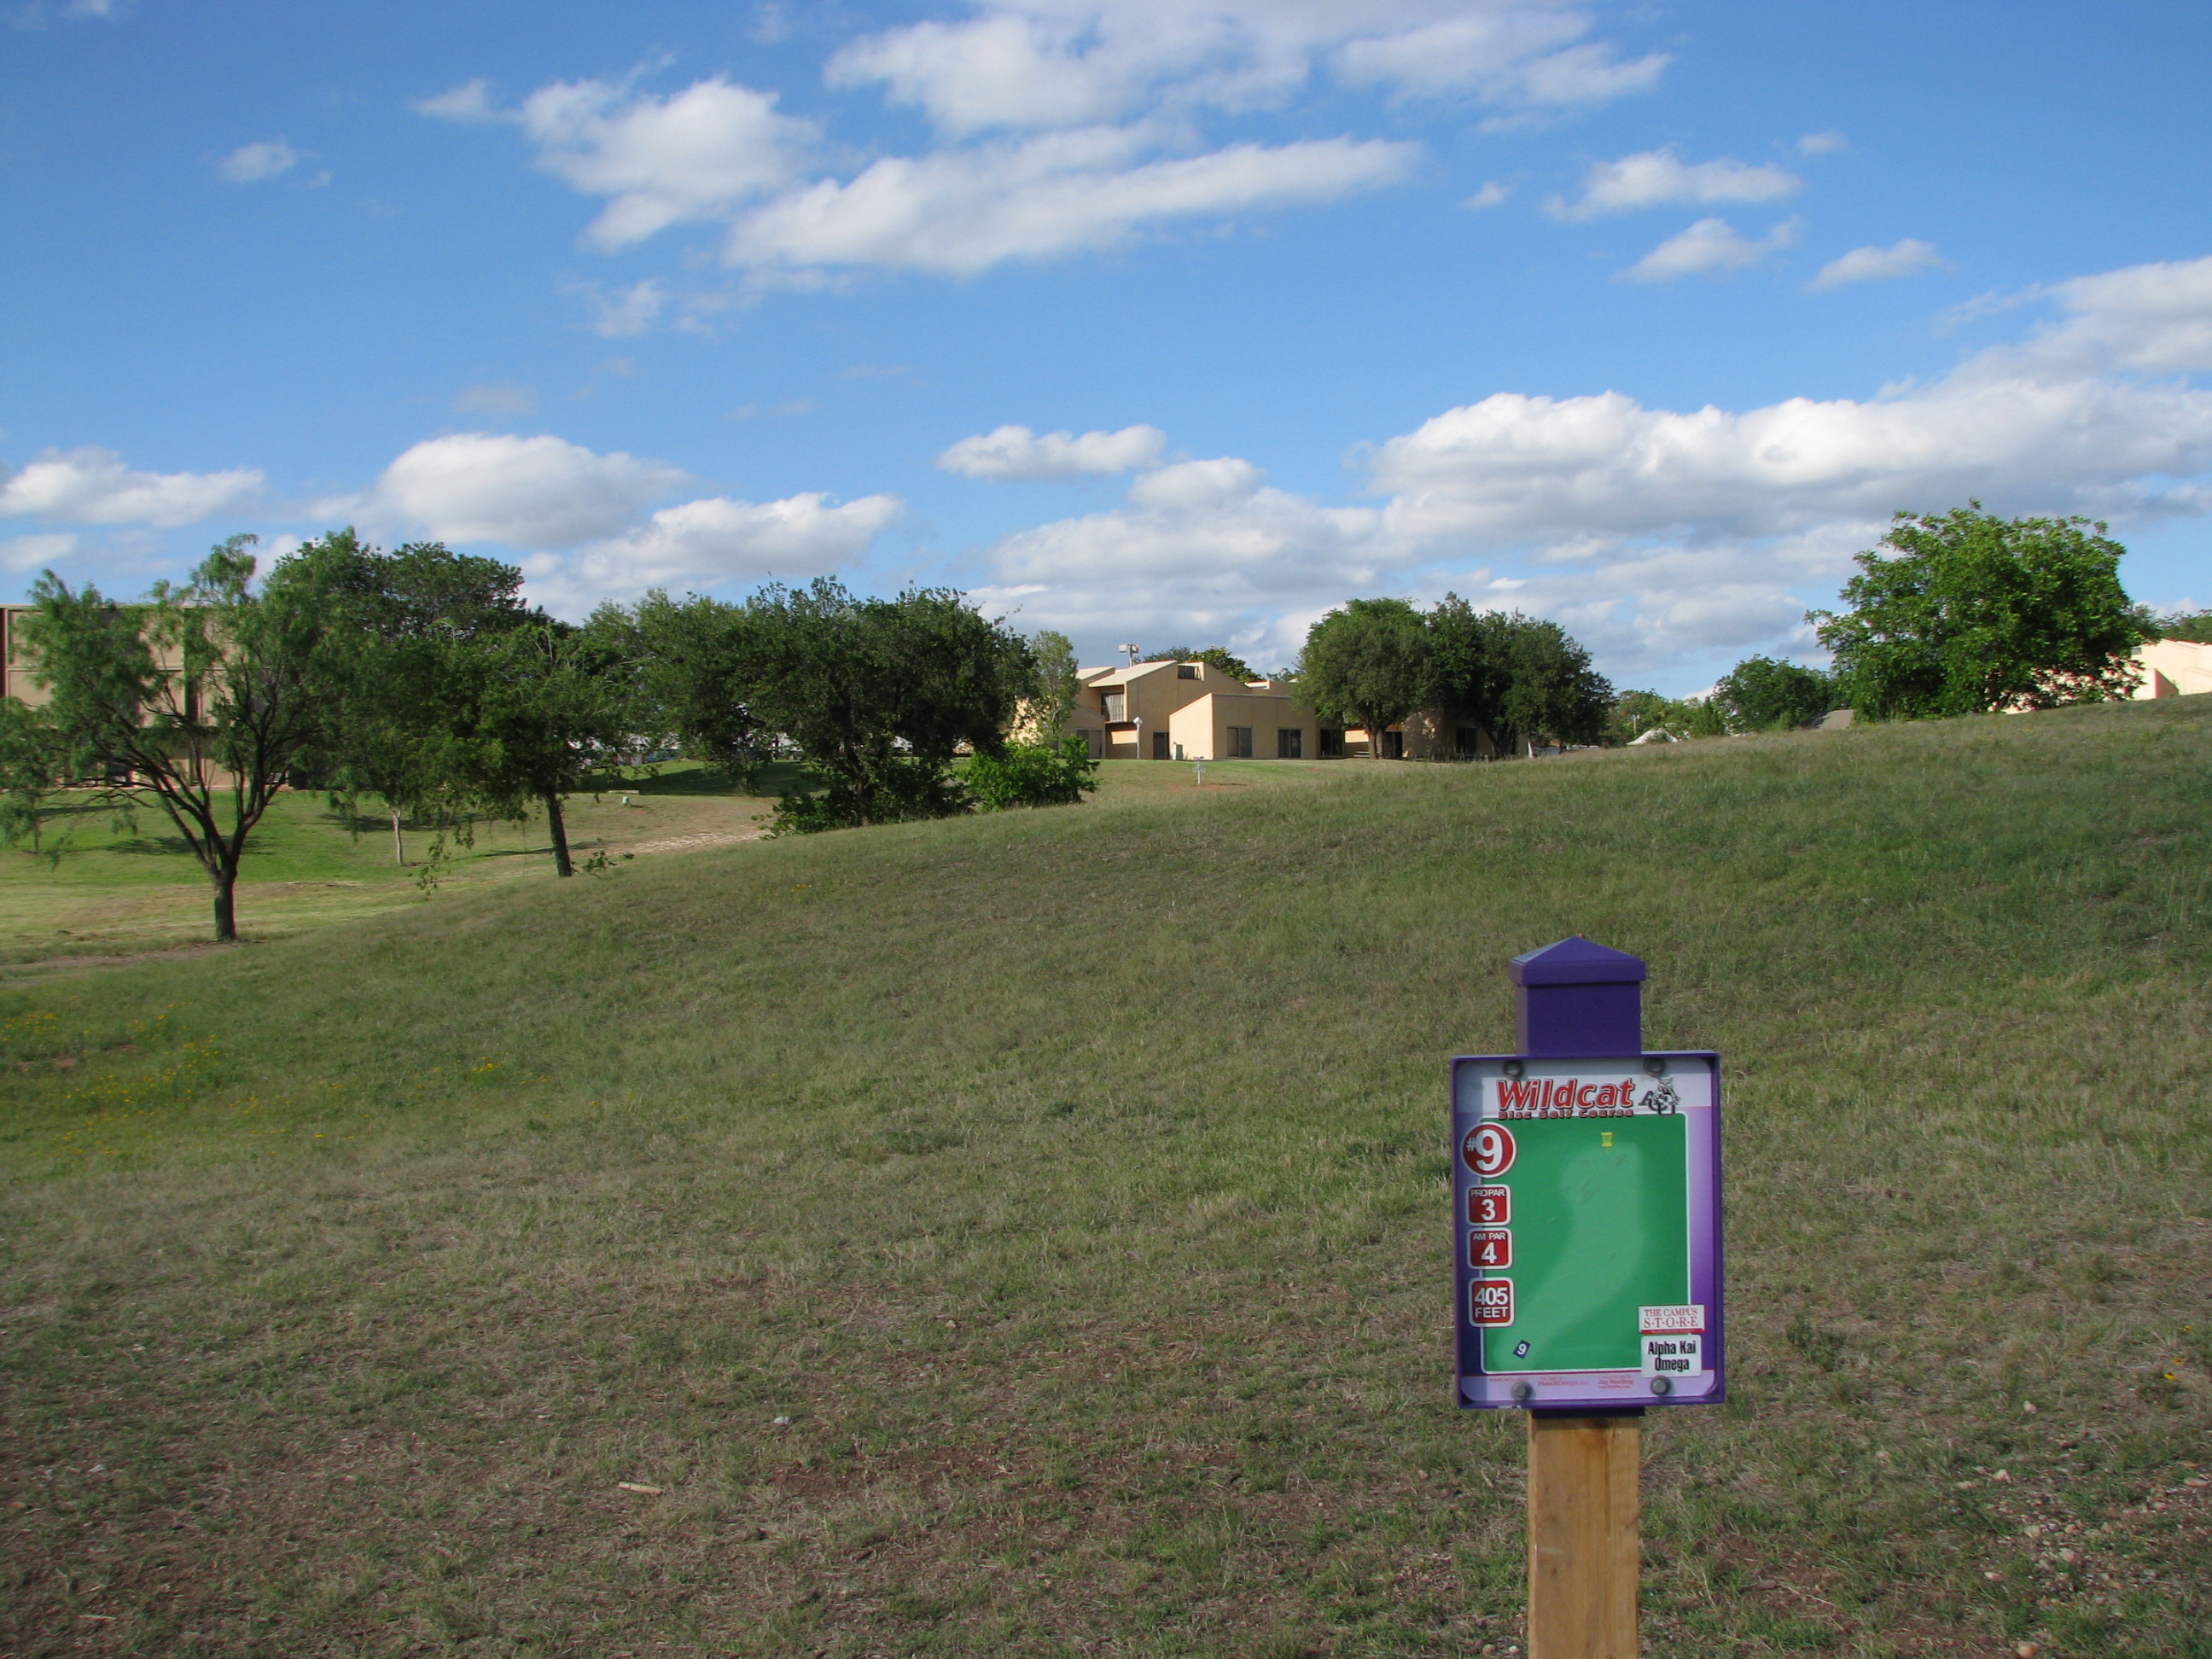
[544,790,573,876]
[391,806,406,867]
[212,869,238,942]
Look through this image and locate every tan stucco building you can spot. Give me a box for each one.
[2131,637,2212,699]
[1065,657,1503,761]
[2,605,49,707]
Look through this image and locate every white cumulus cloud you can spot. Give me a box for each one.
[3,532,80,574]
[1808,239,1951,291]
[0,447,265,527]
[832,3,1666,135]
[723,128,1417,276]
[986,457,1390,625]
[1549,148,1800,219]
[369,433,687,548]
[1372,269,2212,544]
[979,253,2212,683]
[415,79,501,123]
[514,76,818,251]
[1335,13,1667,105]
[431,3,1664,284]
[937,423,1167,478]
[2034,254,2212,374]
[550,492,905,599]
[1622,217,1799,282]
[218,139,302,183]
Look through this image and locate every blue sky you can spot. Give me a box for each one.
[5,0,2209,692]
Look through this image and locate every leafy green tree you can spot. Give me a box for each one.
[0,697,76,858]
[22,535,341,941]
[1808,505,2144,719]
[1016,629,1083,743]
[469,619,634,876]
[1490,614,1613,754]
[1606,689,1695,746]
[1423,601,1611,754]
[1713,656,1837,732]
[1425,595,1511,746]
[592,591,765,783]
[1143,645,1258,682]
[744,579,1035,830]
[2145,608,2212,643]
[293,532,534,865]
[1687,696,1728,738]
[1299,599,1431,757]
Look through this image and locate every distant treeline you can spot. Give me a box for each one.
[0,504,2169,942]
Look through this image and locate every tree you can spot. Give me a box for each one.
[1808,505,2144,719]
[469,619,634,876]
[1016,629,1083,743]
[2145,608,2212,643]
[594,591,766,782]
[1606,689,1695,746]
[293,532,534,865]
[1144,644,1259,682]
[0,698,76,858]
[743,579,1035,830]
[1489,614,1612,754]
[1422,601,1612,755]
[1712,656,1837,732]
[21,536,339,941]
[1424,595,1511,747]
[1299,599,1431,757]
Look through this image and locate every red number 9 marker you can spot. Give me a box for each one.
[1463,1121,1516,1178]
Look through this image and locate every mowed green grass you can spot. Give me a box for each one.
[2,704,2209,1658]
[0,762,809,970]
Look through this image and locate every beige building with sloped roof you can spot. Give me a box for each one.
[1067,657,1503,761]
[2132,637,2212,699]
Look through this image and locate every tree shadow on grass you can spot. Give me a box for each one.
[102,835,203,859]
[622,762,806,798]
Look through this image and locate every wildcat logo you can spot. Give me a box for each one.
[1494,1075,1639,1118]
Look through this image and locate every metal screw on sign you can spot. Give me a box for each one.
[1450,937,1726,1659]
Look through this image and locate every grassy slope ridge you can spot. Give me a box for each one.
[2,703,2208,1658]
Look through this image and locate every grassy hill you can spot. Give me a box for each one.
[2,702,2208,1658]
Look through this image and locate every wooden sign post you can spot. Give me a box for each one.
[1450,939,1727,1659]
[1527,1412,1641,1658]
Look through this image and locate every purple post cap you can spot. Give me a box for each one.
[1508,936,1648,987]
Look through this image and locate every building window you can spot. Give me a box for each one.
[1225,725,1254,758]
[1319,729,1346,758]
[1101,691,1126,721]
[1151,731,1170,760]
[1177,663,1197,679]
[1382,730,1404,759]
[1277,728,1302,759]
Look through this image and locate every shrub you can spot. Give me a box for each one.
[770,757,971,835]
[964,736,1099,811]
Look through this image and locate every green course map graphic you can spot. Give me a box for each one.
[1482,1114,1690,1373]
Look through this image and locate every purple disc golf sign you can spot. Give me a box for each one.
[1452,939,1726,1412]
